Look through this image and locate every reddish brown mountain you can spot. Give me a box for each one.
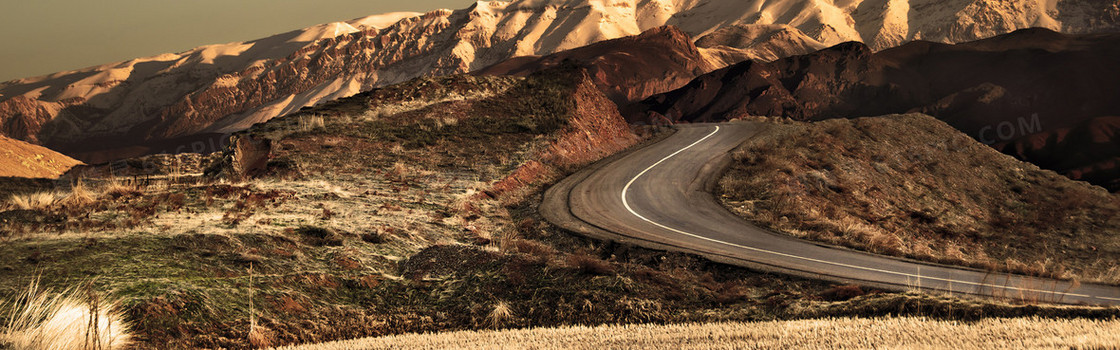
[629,41,892,124]
[629,28,1120,189]
[476,26,724,107]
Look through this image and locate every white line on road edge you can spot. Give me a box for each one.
[618,125,1119,303]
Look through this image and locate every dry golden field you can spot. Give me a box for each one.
[279,317,1120,349]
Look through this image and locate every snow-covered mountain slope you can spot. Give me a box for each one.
[1,0,1116,162]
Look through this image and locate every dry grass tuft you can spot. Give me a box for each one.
[485,301,514,328]
[507,239,559,265]
[58,180,96,209]
[0,279,132,349]
[101,179,142,199]
[496,227,519,253]
[249,325,275,348]
[388,143,405,155]
[7,192,59,211]
[389,162,411,180]
[299,115,326,133]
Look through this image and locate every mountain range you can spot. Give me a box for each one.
[3,0,1119,163]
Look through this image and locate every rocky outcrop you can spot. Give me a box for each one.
[202,134,300,180]
[0,96,76,143]
[481,68,639,200]
[631,41,893,123]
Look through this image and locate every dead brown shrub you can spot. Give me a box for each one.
[508,239,558,265]
[102,180,142,200]
[565,252,614,275]
[820,284,866,301]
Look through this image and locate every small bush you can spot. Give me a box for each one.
[296,226,343,246]
[165,193,187,210]
[820,285,866,301]
[508,239,558,265]
[360,231,389,244]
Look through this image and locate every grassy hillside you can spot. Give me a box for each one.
[719,114,1120,284]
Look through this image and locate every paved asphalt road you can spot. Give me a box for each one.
[541,122,1120,305]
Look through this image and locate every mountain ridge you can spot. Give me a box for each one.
[2,0,1118,163]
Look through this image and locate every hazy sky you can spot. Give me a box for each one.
[0,0,467,82]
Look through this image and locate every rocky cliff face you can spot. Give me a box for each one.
[1,0,1117,163]
[631,28,1120,189]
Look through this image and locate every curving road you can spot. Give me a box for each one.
[541,122,1120,305]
